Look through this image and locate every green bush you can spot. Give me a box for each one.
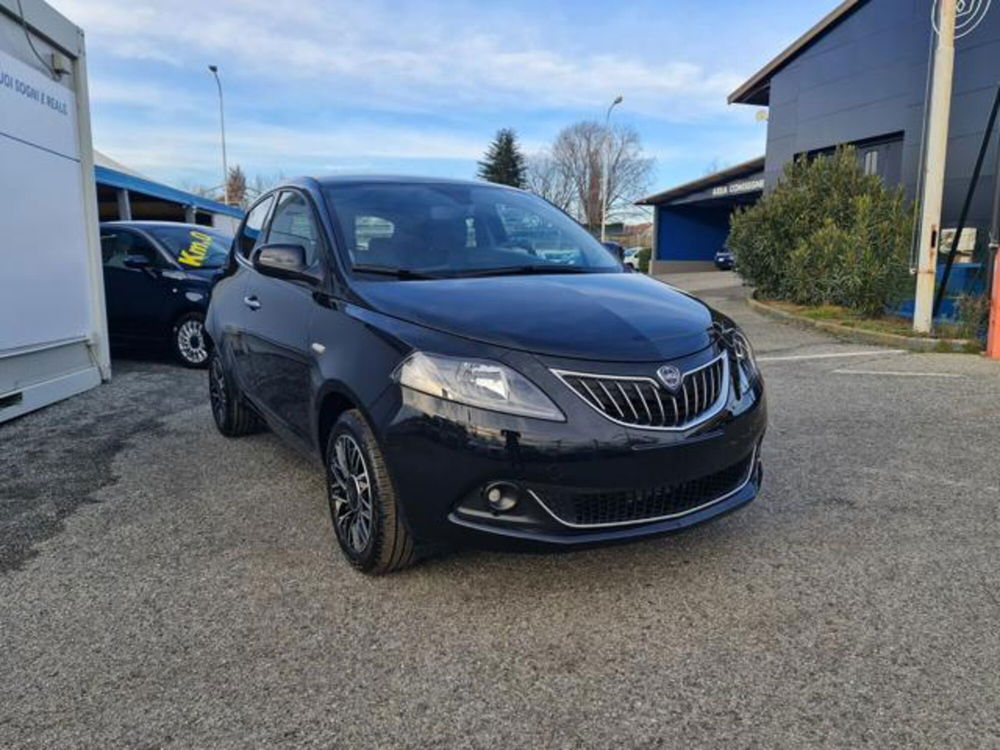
[728,147,913,317]
[954,293,990,341]
[637,247,651,274]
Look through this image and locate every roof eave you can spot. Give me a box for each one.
[636,156,765,206]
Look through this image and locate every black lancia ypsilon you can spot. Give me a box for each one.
[205,176,766,574]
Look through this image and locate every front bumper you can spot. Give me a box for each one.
[375,349,767,551]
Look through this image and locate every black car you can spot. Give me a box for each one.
[100,221,233,366]
[206,177,766,574]
[714,249,735,270]
[601,241,625,261]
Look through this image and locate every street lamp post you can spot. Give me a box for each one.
[600,95,623,243]
[208,65,230,206]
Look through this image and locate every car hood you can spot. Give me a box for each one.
[353,273,715,362]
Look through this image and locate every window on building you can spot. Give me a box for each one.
[863,150,879,176]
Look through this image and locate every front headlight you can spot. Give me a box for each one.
[395,352,565,421]
[730,328,759,380]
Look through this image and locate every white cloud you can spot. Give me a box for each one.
[51,0,768,187]
[59,0,741,119]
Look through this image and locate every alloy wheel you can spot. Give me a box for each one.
[209,354,228,427]
[329,434,375,554]
[177,319,209,365]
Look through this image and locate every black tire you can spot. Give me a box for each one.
[208,348,260,437]
[325,410,417,575]
[172,312,210,368]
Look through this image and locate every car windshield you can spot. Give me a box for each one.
[322,182,621,278]
[145,225,232,269]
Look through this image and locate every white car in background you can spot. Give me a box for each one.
[623,247,644,271]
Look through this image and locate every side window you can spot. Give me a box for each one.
[100,231,166,269]
[239,195,275,258]
[266,191,321,266]
[101,232,127,268]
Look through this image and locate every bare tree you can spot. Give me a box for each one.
[226,165,248,208]
[525,152,575,213]
[548,121,654,230]
[180,169,285,209]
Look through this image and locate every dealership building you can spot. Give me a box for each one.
[642,0,1000,298]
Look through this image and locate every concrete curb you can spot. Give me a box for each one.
[745,296,978,353]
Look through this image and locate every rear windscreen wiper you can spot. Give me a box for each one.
[351,265,438,280]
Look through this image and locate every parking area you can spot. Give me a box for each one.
[2,274,999,748]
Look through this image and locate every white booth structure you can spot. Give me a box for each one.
[0,0,109,423]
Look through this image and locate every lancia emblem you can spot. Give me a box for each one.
[657,364,683,392]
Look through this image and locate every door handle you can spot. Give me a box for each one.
[243,295,261,310]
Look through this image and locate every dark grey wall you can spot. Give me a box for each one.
[764,0,1000,257]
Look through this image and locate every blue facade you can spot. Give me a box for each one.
[655,205,732,262]
[642,159,765,264]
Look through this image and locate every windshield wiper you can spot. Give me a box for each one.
[451,265,602,278]
[352,264,439,280]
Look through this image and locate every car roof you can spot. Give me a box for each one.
[100,221,230,234]
[276,174,523,194]
[316,174,500,187]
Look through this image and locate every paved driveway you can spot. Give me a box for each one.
[2,279,999,748]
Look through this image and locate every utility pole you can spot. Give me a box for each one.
[913,0,956,333]
[600,95,623,242]
[987,128,1000,358]
[208,65,230,206]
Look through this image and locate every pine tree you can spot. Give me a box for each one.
[477,128,527,188]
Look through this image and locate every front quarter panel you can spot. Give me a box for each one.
[308,302,430,454]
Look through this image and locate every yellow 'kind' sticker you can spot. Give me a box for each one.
[178,231,214,267]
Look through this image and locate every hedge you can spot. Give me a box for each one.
[727,146,913,317]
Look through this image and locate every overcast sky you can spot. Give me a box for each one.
[51,0,834,196]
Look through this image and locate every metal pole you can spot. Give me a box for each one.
[209,65,229,206]
[600,95,623,242]
[116,188,131,221]
[934,85,1000,317]
[913,0,956,333]
[987,119,1000,357]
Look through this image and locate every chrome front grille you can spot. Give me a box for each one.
[552,354,728,430]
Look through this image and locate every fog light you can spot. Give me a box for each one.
[483,482,520,513]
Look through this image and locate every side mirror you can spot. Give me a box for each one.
[123,254,151,270]
[252,243,318,285]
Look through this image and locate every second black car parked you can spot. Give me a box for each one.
[206,177,766,574]
[101,221,233,366]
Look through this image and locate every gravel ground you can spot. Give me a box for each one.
[2,275,999,748]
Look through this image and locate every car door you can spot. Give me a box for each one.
[100,228,175,340]
[242,189,326,442]
[220,194,276,393]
